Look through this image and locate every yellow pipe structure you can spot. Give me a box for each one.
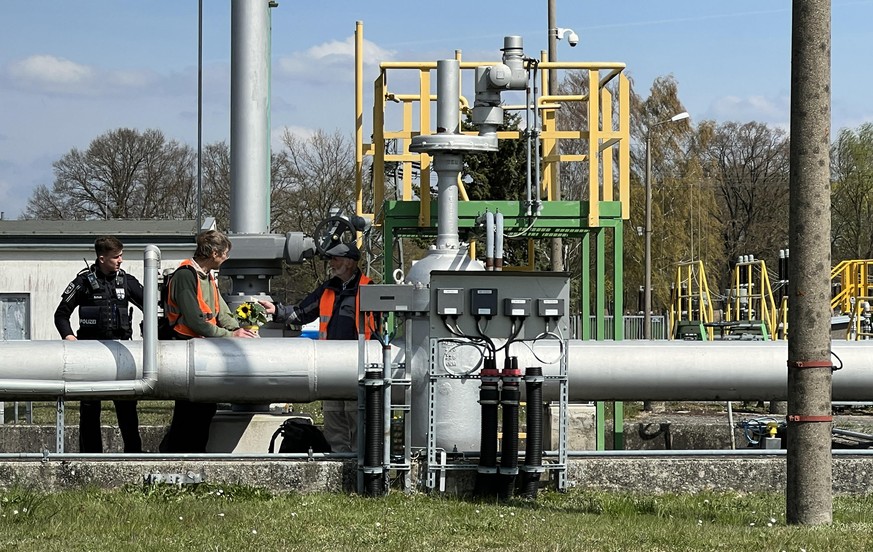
[725,259,779,340]
[355,23,629,226]
[354,21,365,219]
[353,22,630,275]
[669,261,715,341]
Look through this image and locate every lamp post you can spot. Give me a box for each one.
[547,0,577,272]
[644,111,689,339]
[197,0,203,230]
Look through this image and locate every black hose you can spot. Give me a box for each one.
[364,366,385,497]
[498,356,521,501]
[520,365,544,499]
[474,357,500,498]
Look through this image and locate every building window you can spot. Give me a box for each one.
[0,294,30,340]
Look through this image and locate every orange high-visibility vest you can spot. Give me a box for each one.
[167,259,219,338]
[318,274,373,339]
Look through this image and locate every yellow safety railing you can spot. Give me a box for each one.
[353,21,630,230]
[777,295,789,340]
[669,261,715,340]
[831,259,873,315]
[725,259,779,340]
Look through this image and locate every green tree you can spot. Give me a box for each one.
[695,120,790,283]
[25,128,195,220]
[460,112,541,269]
[831,123,873,261]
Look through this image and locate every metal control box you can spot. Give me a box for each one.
[470,288,498,317]
[429,271,570,341]
[537,298,565,319]
[358,284,430,313]
[436,287,465,316]
[503,297,532,318]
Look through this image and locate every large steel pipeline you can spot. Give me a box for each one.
[0,338,870,402]
[0,339,387,402]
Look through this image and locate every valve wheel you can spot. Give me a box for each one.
[313,216,357,257]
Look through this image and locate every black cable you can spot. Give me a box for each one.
[474,316,497,357]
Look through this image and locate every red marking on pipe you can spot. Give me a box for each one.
[786,415,833,423]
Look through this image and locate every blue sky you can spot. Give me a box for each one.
[1,0,872,219]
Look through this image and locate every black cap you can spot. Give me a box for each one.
[325,243,360,261]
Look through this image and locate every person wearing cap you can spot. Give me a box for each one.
[260,242,373,452]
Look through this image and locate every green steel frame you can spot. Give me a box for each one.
[381,199,626,450]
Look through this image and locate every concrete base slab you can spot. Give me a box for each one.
[0,459,353,493]
[207,412,311,453]
[0,455,872,495]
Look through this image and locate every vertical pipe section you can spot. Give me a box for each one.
[485,211,495,271]
[495,212,504,271]
[355,20,365,220]
[524,82,533,216]
[643,133,653,340]
[474,357,500,497]
[547,0,564,270]
[520,366,544,498]
[434,59,462,251]
[364,366,385,496]
[786,0,832,526]
[434,155,462,251]
[141,245,159,387]
[498,356,521,501]
[230,0,270,234]
[436,59,460,134]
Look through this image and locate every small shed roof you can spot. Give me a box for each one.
[0,219,209,250]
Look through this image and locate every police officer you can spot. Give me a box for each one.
[54,236,145,453]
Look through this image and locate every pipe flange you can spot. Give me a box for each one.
[410,134,497,154]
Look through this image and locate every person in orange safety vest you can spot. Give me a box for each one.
[159,230,257,453]
[261,242,373,452]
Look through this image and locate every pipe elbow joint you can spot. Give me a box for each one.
[133,377,158,396]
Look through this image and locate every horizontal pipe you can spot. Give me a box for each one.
[0,452,357,460]
[832,428,873,441]
[1,340,872,402]
[6,449,873,461]
[0,340,388,401]
[563,341,868,401]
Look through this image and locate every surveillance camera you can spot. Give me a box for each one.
[568,32,579,47]
[556,27,580,47]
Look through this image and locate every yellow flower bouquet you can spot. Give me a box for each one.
[235,301,269,333]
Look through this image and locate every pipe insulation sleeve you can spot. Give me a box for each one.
[2,340,872,402]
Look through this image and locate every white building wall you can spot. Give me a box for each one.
[0,247,192,341]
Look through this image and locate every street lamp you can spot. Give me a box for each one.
[644,111,689,340]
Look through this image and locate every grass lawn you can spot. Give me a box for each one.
[1,486,872,551]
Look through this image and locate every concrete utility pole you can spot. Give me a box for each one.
[547,0,564,272]
[786,0,832,526]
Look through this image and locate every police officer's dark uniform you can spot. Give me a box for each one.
[54,264,145,453]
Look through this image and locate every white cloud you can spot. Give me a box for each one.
[707,94,790,128]
[7,54,93,87]
[273,125,318,150]
[276,36,395,85]
[3,54,170,97]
